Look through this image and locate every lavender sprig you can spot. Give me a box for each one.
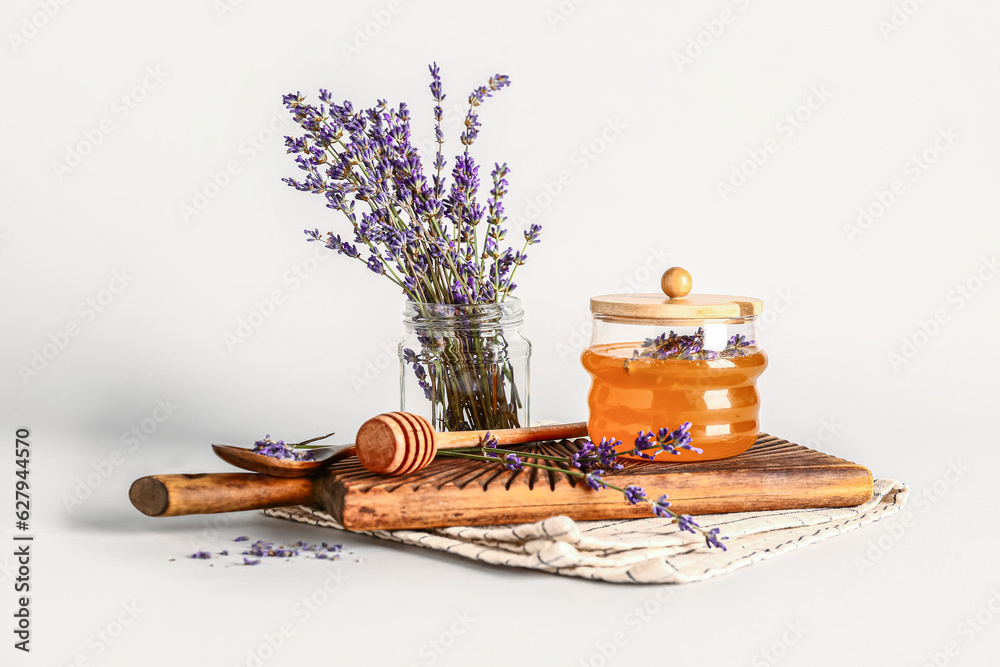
[438,425,728,551]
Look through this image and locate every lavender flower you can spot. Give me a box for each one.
[571,437,625,471]
[652,495,672,518]
[705,527,728,551]
[624,328,757,370]
[623,485,646,505]
[503,453,523,471]
[440,422,728,550]
[523,223,541,245]
[479,432,500,458]
[251,435,315,462]
[676,514,700,534]
[243,558,260,566]
[283,64,540,306]
[191,551,211,559]
[585,470,606,491]
[626,422,701,458]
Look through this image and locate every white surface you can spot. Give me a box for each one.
[2,1,999,665]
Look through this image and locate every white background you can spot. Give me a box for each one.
[2,1,999,665]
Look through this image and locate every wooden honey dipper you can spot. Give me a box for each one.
[355,412,589,475]
[129,413,590,518]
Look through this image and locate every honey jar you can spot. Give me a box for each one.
[582,268,767,462]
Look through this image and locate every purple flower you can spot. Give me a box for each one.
[480,432,500,458]
[623,485,646,505]
[569,441,593,469]
[628,328,756,364]
[631,431,661,458]
[676,514,700,535]
[705,527,728,551]
[191,551,211,559]
[282,64,536,308]
[584,470,606,491]
[235,536,249,542]
[652,495,672,518]
[251,436,315,462]
[570,437,624,472]
[726,334,754,356]
[523,223,541,245]
[243,558,260,566]
[628,422,700,458]
[503,453,523,471]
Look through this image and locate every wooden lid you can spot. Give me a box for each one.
[590,267,762,321]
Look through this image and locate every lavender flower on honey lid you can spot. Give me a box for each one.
[590,267,762,321]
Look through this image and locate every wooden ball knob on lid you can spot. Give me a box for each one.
[661,267,692,298]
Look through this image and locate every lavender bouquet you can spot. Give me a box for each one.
[282,64,539,431]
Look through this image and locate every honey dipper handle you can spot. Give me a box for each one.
[129,473,314,517]
[435,422,590,449]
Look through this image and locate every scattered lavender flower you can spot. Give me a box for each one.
[187,538,347,565]
[251,435,315,462]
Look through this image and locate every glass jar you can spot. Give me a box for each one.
[399,299,530,432]
[582,268,767,462]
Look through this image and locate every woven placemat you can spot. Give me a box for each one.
[264,479,907,584]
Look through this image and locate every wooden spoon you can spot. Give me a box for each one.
[211,443,356,478]
[211,432,348,478]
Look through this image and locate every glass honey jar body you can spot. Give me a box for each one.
[582,269,767,462]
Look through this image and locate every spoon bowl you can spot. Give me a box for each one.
[211,443,356,478]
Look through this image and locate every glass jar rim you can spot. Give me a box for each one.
[403,298,524,328]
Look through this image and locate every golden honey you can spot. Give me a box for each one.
[582,342,768,462]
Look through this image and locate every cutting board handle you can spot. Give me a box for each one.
[129,473,313,517]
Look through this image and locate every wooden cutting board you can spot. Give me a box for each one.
[314,433,874,530]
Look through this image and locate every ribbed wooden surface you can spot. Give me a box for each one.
[312,433,874,530]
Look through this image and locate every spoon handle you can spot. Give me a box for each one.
[129,473,313,517]
[435,422,590,449]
